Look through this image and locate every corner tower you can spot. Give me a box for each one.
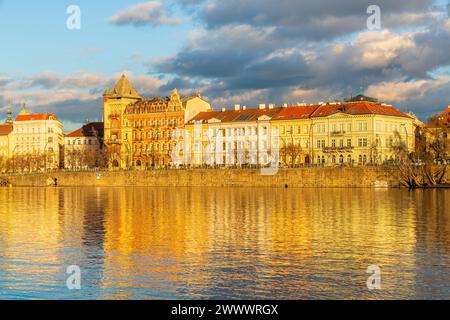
[103,74,142,168]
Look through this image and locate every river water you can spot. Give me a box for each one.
[0,187,448,300]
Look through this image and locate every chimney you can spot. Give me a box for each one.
[243,106,247,110]
[234,104,241,111]
[259,104,266,110]
[222,108,226,112]
[283,104,288,108]
[268,104,275,109]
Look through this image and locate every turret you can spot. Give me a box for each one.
[18,103,29,116]
[5,100,13,124]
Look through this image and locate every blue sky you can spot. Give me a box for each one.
[0,1,191,75]
[0,0,450,132]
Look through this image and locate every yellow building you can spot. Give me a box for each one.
[0,105,14,164]
[103,75,211,169]
[183,95,415,167]
[307,96,415,165]
[0,106,13,165]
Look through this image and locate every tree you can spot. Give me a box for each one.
[280,139,302,167]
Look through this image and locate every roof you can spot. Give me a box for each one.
[0,124,13,136]
[15,112,59,122]
[273,105,320,120]
[125,96,171,114]
[66,122,104,138]
[428,106,450,128]
[344,94,378,103]
[106,74,141,99]
[188,101,411,124]
[188,107,284,124]
[311,101,411,118]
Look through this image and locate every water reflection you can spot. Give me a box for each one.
[0,187,449,299]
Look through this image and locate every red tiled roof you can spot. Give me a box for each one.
[189,101,410,124]
[0,124,13,136]
[273,105,320,120]
[15,113,59,122]
[429,106,450,127]
[311,102,411,118]
[188,107,284,124]
[66,122,104,138]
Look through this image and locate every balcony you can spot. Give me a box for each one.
[105,137,121,145]
[330,130,346,136]
[109,114,120,120]
[323,146,354,153]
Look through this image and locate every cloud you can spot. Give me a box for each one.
[148,0,450,121]
[109,1,182,27]
[200,0,436,40]
[0,74,11,86]
[366,76,450,103]
[0,71,167,131]
[6,72,109,91]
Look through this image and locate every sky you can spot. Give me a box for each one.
[0,0,450,132]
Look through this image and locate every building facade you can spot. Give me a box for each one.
[184,105,282,167]
[426,105,450,160]
[12,105,64,170]
[0,105,14,162]
[103,74,211,168]
[183,96,415,167]
[64,122,104,169]
[0,124,13,173]
[305,98,415,165]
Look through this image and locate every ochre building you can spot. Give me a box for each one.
[103,74,211,168]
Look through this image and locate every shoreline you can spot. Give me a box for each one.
[0,167,401,188]
[1,167,449,189]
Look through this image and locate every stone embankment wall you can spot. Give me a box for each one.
[1,167,403,188]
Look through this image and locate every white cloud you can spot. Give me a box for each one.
[109,1,182,27]
[366,76,450,102]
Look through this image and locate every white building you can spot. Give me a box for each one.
[64,122,104,169]
[12,105,64,169]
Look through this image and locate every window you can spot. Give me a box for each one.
[48,137,53,143]
[332,139,336,148]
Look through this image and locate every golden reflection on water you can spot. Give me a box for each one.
[0,187,449,299]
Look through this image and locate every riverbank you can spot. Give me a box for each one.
[0,167,408,188]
